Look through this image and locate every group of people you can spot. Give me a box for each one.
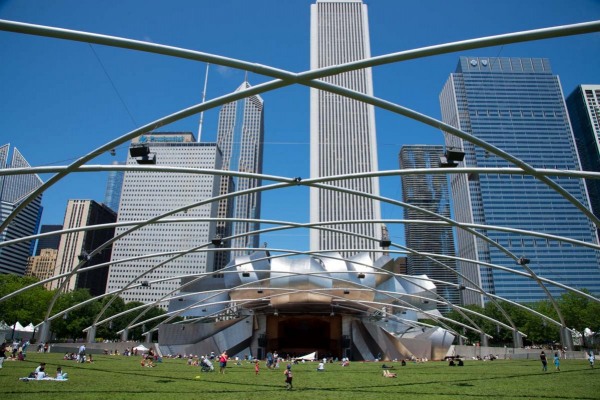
[23,362,68,380]
[0,339,30,362]
[540,351,563,372]
[539,350,595,371]
[63,352,93,363]
[448,358,464,367]
[265,351,280,369]
[140,348,158,367]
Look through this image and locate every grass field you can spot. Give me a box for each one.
[0,353,598,400]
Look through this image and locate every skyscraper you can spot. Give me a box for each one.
[440,57,600,304]
[35,224,62,256]
[399,145,459,312]
[50,200,116,296]
[26,248,58,289]
[104,161,124,213]
[310,0,382,257]
[0,144,43,275]
[567,85,600,229]
[106,133,221,307]
[214,81,264,268]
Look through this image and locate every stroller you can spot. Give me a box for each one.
[200,358,214,372]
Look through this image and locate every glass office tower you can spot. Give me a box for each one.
[400,145,459,312]
[104,161,124,213]
[0,144,43,275]
[440,57,600,305]
[214,81,264,269]
[310,0,382,257]
[567,85,600,230]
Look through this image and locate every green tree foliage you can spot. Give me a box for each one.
[122,301,168,341]
[0,274,54,325]
[558,290,600,333]
[51,289,100,340]
[0,276,168,341]
[447,291,599,347]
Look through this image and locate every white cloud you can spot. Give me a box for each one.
[215,65,235,78]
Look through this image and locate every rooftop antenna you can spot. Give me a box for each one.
[197,63,210,142]
[244,70,248,84]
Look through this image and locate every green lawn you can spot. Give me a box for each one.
[0,353,598,400]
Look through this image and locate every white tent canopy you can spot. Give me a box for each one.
[11,321,24,331]
[133,344,149,351]
[0,321,35,341]
[295,351,317,361]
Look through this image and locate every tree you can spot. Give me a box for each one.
[51,289,100,341]
[94,295,127,340]
[558,290,600,334]
[0,274,55,325]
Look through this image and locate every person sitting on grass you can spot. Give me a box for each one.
[32,362,46,378]
[56,366,68,380]
[383,369,397,378]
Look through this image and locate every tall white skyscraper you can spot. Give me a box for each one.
[106,133,221,308]
[214,81,264,269]
[310,0,382,257]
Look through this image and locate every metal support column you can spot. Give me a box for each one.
[86,326,96,343]
[37,320,51,344]
[512,331,523,348]
[480,333,489,347]
[560,327,573,351]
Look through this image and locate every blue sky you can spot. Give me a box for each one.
[1,0,599,252]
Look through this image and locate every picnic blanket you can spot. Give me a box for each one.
[20,377,68,381]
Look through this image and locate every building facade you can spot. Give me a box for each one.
[309,0,382,257]
[214,82,264,269]
[440,57,600,304]
[399,145,459,312]
[106,133,221,308]
[26,248,58,290]
[0,144,43,275]
[50,199,116,296]
[567,85,600,230]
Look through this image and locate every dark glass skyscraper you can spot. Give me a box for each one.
[400,145,459,313]
[51,200,116,297]
[567,85,600,231]
[35,224,62,256]
[440,57,600,304]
